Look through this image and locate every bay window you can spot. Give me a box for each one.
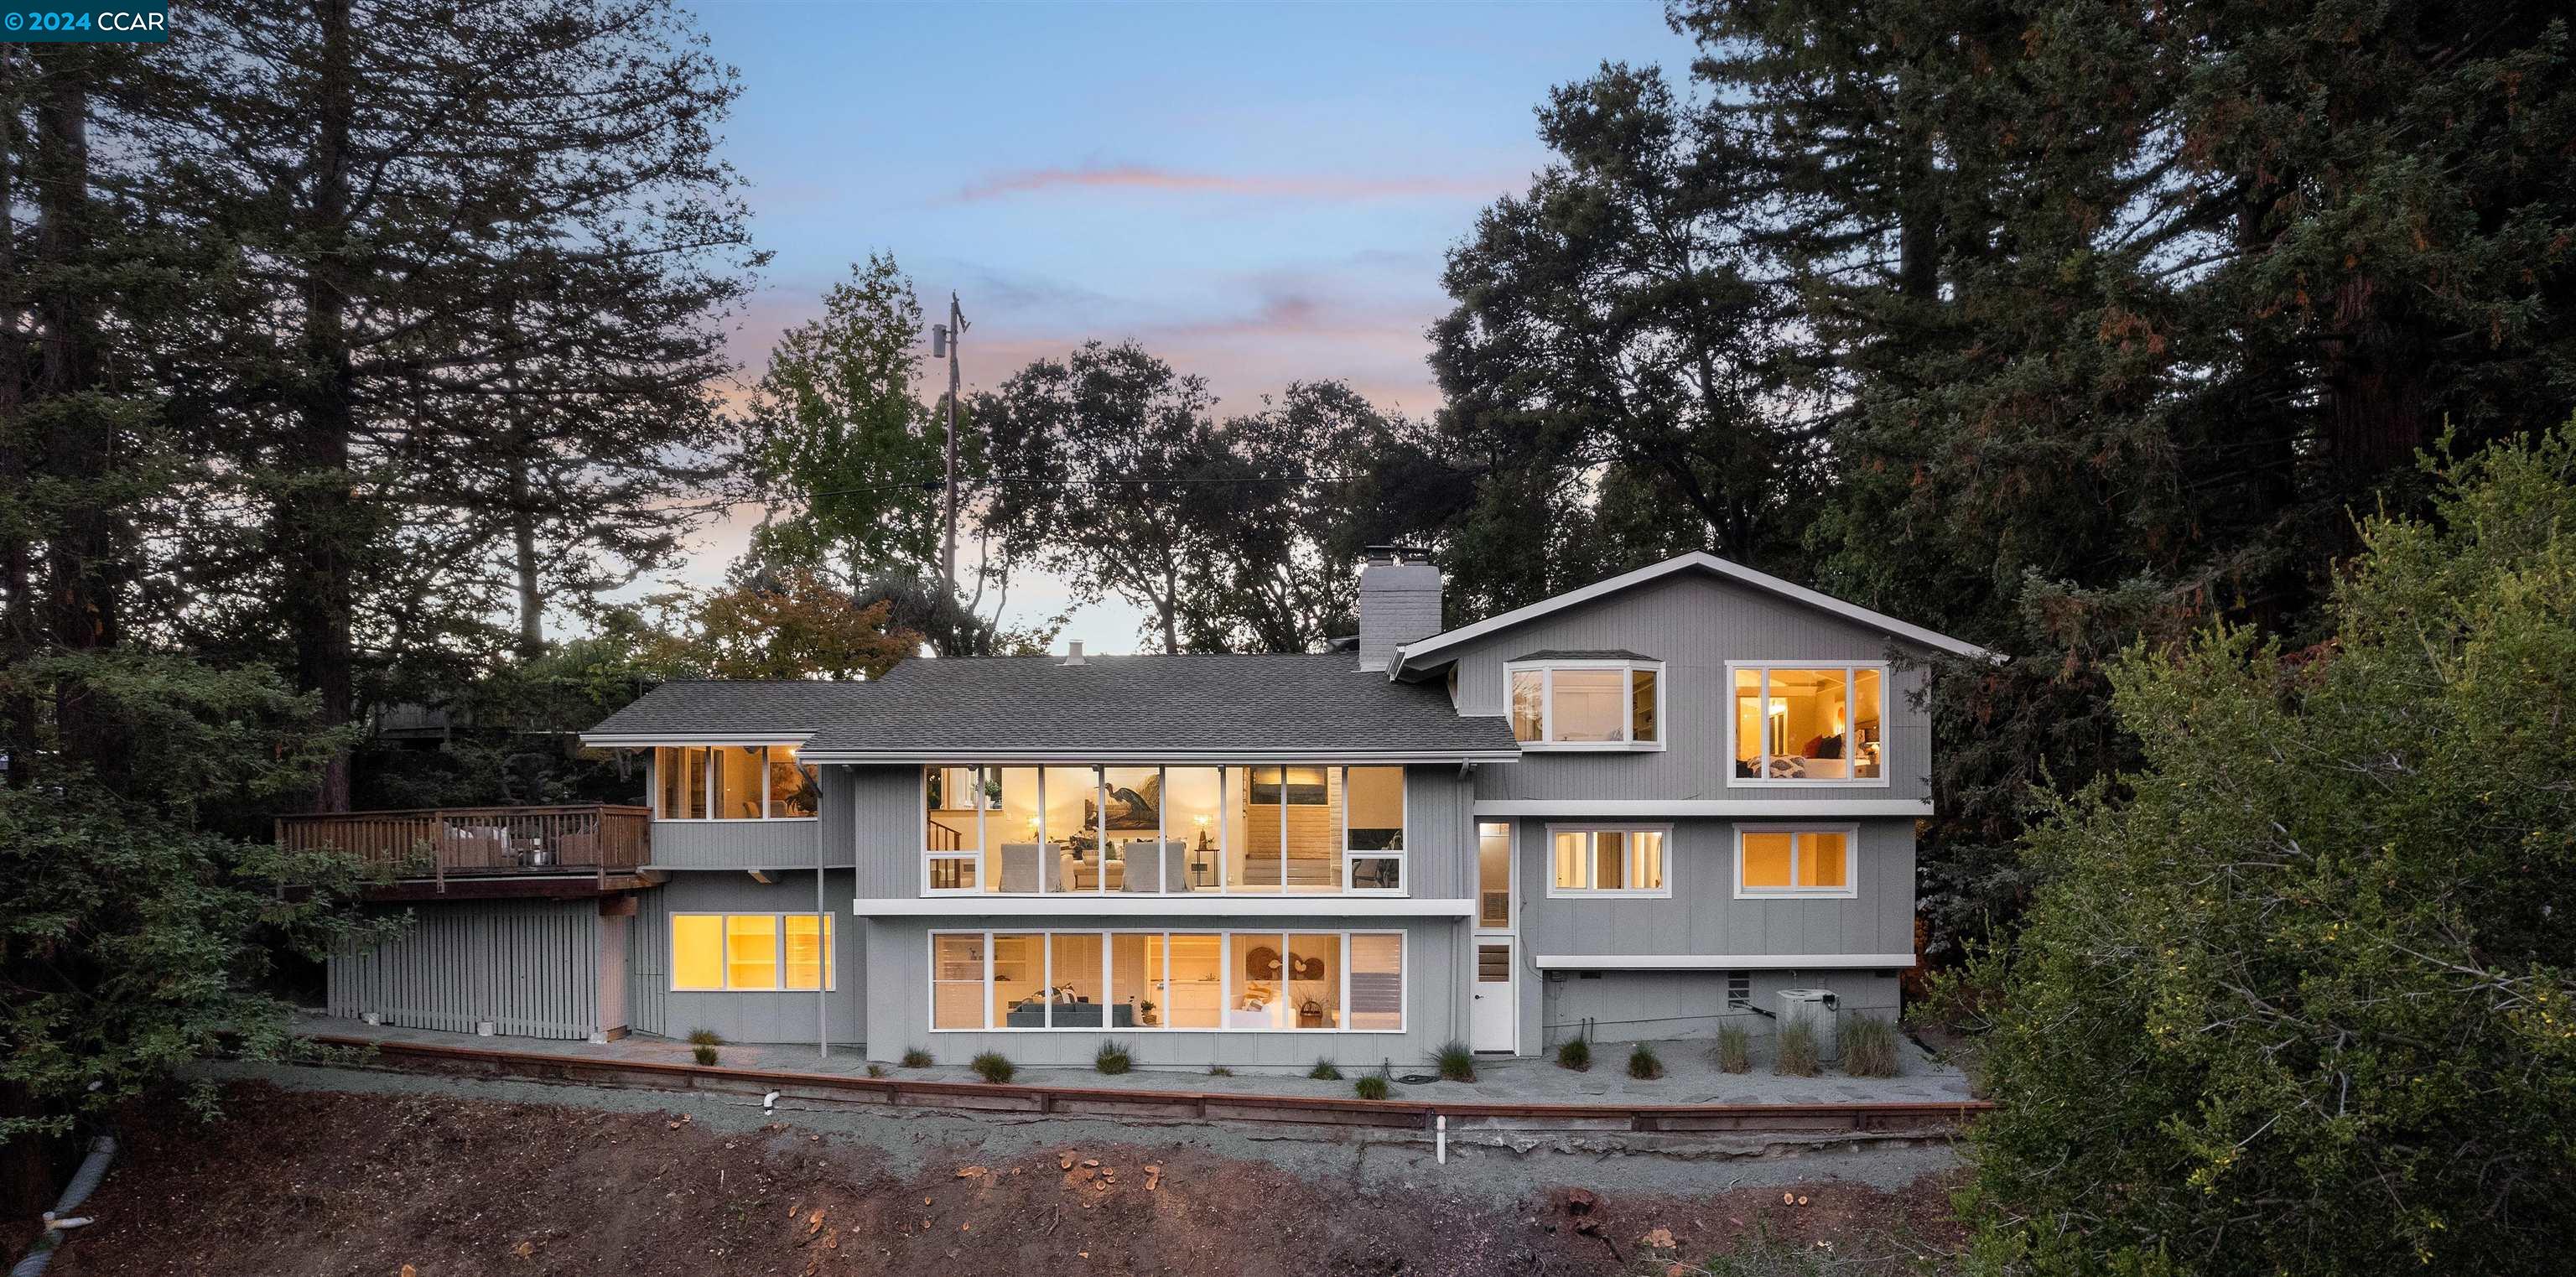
[1730,664,1885,782]
[927,928,1405,1032]
[652,745,818,820]
[1735,827,1857,898]
[1547,824,1671,897]
[1507,658,1662,748]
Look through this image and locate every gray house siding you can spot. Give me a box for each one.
[628,870,865,1045]
[647,819,823,870]
[1537,968,1900,1050]
[1513,818,1916,962]
[864,914,1467,1071]
[327,899,610,1041]
[1441,572,1934,804]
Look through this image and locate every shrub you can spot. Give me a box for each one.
[1841,1016,1899,1078]
[1308,1059,1343,1081]
[899,1047,932,1068]
[685,1028,724,1046]
[1555,1036,1592,1071]
[969,1051,1014,1083]
[1715,1023,1753,1073]
[1627,1041,1665,1079]
[691,1044,719,1066]
[865,1063,887,1078]
[1205,1065,1233,1077]
[1354,1074,1389,1101]
[1094,1040,1132,1075]
[1774,1020,1820,1077]
[1433,1040,1476,1082]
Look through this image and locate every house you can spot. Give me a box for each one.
[314,547,1989,1067]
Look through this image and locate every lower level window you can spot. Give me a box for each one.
[929,928,1404,1032]
[1547,825,1670,896]
[1736,827,1857,898]
[671,913,834,991]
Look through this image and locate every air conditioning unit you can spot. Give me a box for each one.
[1777,988,1840,1063]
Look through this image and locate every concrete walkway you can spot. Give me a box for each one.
[293,1011,1976,1107]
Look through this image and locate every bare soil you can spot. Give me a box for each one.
[38,1082,1965,1276]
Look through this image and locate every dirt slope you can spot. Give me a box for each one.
[39,1082,1961,1276]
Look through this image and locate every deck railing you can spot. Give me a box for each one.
[277,803,651,889]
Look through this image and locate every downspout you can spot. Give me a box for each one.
[816,775,828,1059]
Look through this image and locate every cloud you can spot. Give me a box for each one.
[948,163,1508,205]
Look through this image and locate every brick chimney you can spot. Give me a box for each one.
[1356,544,1443,672]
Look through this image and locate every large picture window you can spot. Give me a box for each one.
[1729,665,1886,783]
[668,912,834,990]
[1735,827,1857,898]
[925,929,1405,1032]
[1507,659,1662,749]
[920,764,1404,896]
[1546,825,1671,897]
[654,745,819,819]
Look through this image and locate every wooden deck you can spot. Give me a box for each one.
[278,804,652,895]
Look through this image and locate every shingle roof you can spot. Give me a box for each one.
[582,655,1519,759]
[584,679,879,739]
[1510,648,1658,662]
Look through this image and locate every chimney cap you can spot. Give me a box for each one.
[1062,641,1086,667]
[1363,543,1433,566]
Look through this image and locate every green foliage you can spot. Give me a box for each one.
[865,1063,886,1079]
[645,566,918,682]
[1353,1074,1389,1101]
[0,654,392,1149]
[1715,1023,1753,1074]
[1840,1018,1898,1079]
[691,1045,719,1067]
[899,1047,932,1068]
[1093,1041,1132,1075]
[1307,1059,1343,1081]
[1204,1066,1233,1077]
[1626,1042,1664,1081]
[684,1029,724,1047]
[1554,1036,1592,1072]
[1433,1041,1476,1082]
[969,1052,1014,1084]
[1961,429,2576,1275]
[1773,1021,1820,1077]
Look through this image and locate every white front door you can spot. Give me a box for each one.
[1470,937,1515,1052]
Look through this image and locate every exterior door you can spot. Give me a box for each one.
[1471,937,1515,1052]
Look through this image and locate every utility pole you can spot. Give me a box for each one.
[932,293,968,594]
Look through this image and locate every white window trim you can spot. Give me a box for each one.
[652,745,823,821]
[667,911,836,992]
[1504,659,1667,751]
[1723,662,1893,787]
[1732,824,1862,900]
[925,927,1408,1034]
[917,765,1410,899]
[1542,823,1675,899]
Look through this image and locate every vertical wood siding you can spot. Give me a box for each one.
[647,819,823,869]
[629,870,866,1046]
[1446,573,1935,804]
[326,901,602,1040]
[1514,818,1916,960]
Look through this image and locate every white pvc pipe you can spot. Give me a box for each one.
[1436,1114,1446,1165]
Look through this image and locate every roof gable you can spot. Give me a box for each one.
[1391,553,1996,676]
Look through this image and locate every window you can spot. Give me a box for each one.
[1736,827,1857,898]
[1506,660,1664,749]
[927,929,1404,1032]
[1547,825,1671,897]
[1477,822,1511,928]
[1730,665,1886,783]
[653,746,818,820]
[668,913,834,990]
[1343,766,1405,891]
[923,764,1411,896]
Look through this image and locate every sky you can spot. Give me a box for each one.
[667,0,1702,651]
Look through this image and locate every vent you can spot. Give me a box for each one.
[1726,970,1751,1009]
[1062,641,1086,667]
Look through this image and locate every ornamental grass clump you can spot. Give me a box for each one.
[1308,1059,1343,1081]
[1094,1040,1132,1075]
[1555,1036,1592,1071]
[1715,1023,1753,1073]
[1355,1064,1391,1101]
[969,1051,1014,1083]
[1627,1042,1665,1080]
[685,1028,723,1046]
[900,1047,933,1068]
[1774,1020,1820,1077]
[1841,1016,1900,1078]
[1434,1040,1477,1082]
[691,1044,719,1067]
